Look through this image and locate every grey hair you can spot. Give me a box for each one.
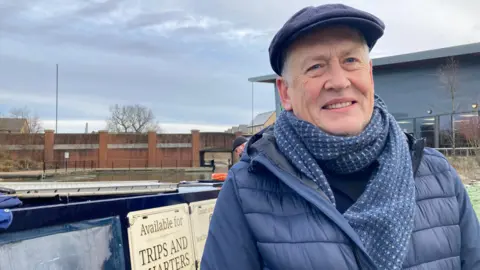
[280,50,292,85]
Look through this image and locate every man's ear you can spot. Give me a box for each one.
[276,77,293,111]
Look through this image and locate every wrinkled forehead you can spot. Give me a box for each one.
[283,25,367,61]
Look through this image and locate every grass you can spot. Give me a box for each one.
[467,183,480,218]
[446,156,480,217]
[446,156,479,184]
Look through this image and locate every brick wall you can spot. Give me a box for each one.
[0,130,239,169]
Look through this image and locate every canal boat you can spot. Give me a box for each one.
[0,179,222,270]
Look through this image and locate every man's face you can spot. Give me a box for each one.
[276,26,375,136]
[235,142,246,157]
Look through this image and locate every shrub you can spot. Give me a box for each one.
[447,156,480,184]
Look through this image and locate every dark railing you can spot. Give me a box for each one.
[44,160,97,173]
[435,147,479,157]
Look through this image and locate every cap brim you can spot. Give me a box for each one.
[273,16,384,75]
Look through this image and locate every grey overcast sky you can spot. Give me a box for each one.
[1,0,480,133]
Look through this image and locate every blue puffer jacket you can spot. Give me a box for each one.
[201,128,480,270]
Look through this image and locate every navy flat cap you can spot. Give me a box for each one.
[232,136,248,152]
[269,4,385,75]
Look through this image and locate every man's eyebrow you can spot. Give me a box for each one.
[300,45,365,68]
[340,46,365,57]
[300,54,330,69]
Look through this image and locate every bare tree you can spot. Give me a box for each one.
[9,106,43,134]
[457,114,480,167]
[437,56,460,153]
[106,104,161,133]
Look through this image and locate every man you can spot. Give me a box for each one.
[232,136,247,159]
[202,4,480,270]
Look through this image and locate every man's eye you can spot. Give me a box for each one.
[345,57,358,63]
[307,64,321,71]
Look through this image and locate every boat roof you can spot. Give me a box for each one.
[0,181,178,198]
[0,180,223,208]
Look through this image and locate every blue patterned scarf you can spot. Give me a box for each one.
[274,96,416,270]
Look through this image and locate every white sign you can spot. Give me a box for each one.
[127,204,196,270]
[64,152,69,159]
[189,199,217,267]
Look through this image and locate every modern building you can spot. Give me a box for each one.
[248,111,276,134]
[248,42,480,150]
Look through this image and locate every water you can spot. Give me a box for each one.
[7,171,213,183]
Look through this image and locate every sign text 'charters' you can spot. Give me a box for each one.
[139,236,191,270]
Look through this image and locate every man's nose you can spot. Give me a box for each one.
[324,61,351,90]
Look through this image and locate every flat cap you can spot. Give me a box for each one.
[269,4,385,75]
[232,136,248,152]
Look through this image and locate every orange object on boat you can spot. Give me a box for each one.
[211,173,228,181]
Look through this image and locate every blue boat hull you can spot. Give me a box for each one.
[0,184,221,270]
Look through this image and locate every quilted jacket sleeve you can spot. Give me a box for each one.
[452,166,480,269]
[200,170,261,270]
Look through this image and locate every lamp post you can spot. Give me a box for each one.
[55,64,59,133]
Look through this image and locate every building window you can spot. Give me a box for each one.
[454,112,479,148]
[439,114,453,148]
[415,117,435,147]
[397,119,414,135]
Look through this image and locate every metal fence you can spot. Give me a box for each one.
[434,147,479,157]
